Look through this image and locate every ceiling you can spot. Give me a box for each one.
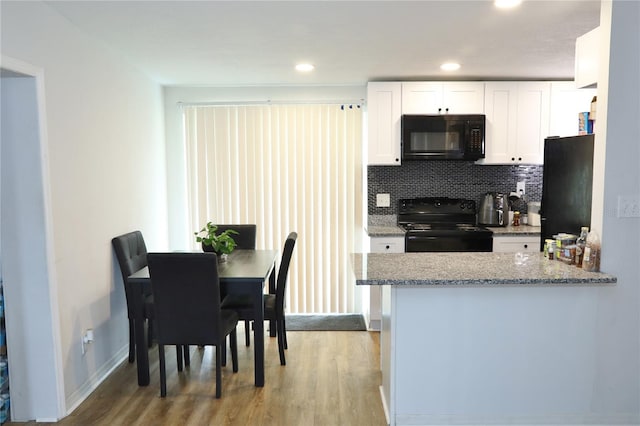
[45,0,601,87]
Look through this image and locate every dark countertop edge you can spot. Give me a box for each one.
[356,277,617,286]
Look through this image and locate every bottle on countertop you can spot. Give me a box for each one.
[582,230,601,272]
[547,240,555,260]
[575,226,589,268]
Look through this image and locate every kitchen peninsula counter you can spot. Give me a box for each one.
[352,252,615,286]
[353,252,618,426]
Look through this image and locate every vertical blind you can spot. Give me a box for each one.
[183,104,363,313]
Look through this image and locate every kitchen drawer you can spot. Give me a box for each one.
[370,237,405,253]
[492,235,540,253]
[368,236,404,332]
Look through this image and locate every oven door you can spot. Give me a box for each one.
[405,233,493,252]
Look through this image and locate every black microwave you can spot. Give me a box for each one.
[401,114,485,160]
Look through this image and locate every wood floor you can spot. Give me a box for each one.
[13,326,386,426]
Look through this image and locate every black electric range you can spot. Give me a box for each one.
[398,197,493,252]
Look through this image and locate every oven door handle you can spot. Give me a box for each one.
[406,236,439,241]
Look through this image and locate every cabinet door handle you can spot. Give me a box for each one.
[385,245,390,250]
[395,158,400,162]
[511,157,516,161]
[524,244,528,249]
[518,157,522,161]
[445,107,449,113]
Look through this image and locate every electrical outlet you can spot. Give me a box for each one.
[376,193,391,208]
[617,195,640,218]
[81,329,94,355]
[516,181,526,196]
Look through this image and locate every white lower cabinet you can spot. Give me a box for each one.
[492,235,541,253]
[368,236,404,331]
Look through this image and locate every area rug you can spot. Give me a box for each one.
[285,314,366,331]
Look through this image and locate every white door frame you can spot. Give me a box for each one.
[0,55,65,421]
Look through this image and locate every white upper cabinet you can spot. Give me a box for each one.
[367,80,589,167]
[480,82,518,164]
[479,82,550,165]
[516,82,550,164]
[549,82,597,137]
[575,27,600,89]
[367,82,402,165]
[402,82,485,114]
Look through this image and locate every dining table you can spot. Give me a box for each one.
[127,249,277,387]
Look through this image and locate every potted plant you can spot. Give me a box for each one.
[194,222,239,260]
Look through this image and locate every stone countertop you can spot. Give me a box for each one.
[367,215,404,237]
[366,225,406,237]
[351,252,616,286]
[489,225,541,236]
[367,215,542,237]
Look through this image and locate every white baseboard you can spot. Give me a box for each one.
[379,385,390,426]
[394,413,640,426]
[368,319,381,331]
[64,345,129,416]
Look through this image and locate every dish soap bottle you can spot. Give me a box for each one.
[582,230,601,272]
[574,226,589,267]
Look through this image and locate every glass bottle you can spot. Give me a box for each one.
[574,226,589,268]
[582,230,601,272]
[547,241,554,260]
[513,211,521,226]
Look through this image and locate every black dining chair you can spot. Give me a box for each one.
[213,224,257,251]
[215,224,257,346]
[112,231,155,363]
[147,252,239,398]
[113,231,189,367]
[221,232,297,365]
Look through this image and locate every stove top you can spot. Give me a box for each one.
[398,197,480,228]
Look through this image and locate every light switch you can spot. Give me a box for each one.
[376,193,391,208]
[617,195,640,217]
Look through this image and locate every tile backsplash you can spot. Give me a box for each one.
[367,161,543,215]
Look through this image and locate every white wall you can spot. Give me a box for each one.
[163,85,366,249]
[1,1,168,417]
[590,0,640,417]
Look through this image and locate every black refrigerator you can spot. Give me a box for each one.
[540,134,595,250]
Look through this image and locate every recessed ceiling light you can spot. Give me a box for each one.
[295,63,314,72]
[440,62,461,71]
[495,0,522,9]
